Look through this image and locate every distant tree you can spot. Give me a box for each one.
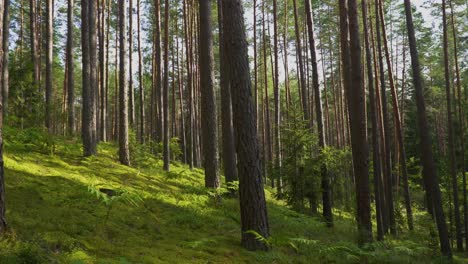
[304,0,332,227]
[45,0,53,133]
[162,0,170,171]
[119,0,130,165]
[2,0,9,115]
[67,0,75,136]
[442,0,461,251]
[0,0,6,234]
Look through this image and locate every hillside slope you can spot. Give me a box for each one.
[0,128,463,263]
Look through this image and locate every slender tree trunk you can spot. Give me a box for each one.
[217,0,237,185]
[30,0,39,88]
[67,0,75,136]
[154,0,163,143]
[137,0,144,143]
[45,0,53,133]
[222,0,269,250]
[442,0,461,251]
[99,0,107,142]
[304,0,332,226]
[162,0,170,171]
[2,0,9,116]
[0,0,7,234]
[403,0,451,257]
[375,0,395,235]
[253,0,258,129]
[199,0,219,188]
[128,0,135,128]
[292,0,309,125]
[183,0,193,169]
[342,0,373,244]
[262,0,272,187]
[273,0,283,196]
[449,0,467,249]
[362,0,384,240]
[119,0,130,165]
[377,0,414,231]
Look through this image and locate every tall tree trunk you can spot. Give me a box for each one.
[442,0,461,251]
[199,0,220,188]
[183,0,193,168]
[262,0,272,187]
[118,0,130,165]
[304,0,332,226]
[292,0,309,125]
[375,0,395,235]
[67,0,75,136]
[403,0,451,257]
[45,0,53,133]
[30,0,39,87]
[449,0,467,249]
[273,0,283,196]
[253,0,258,129]
[222,0,269,250]
[362,0,384,240]
[82,0,97,156]
[0,0,7,234]
[217,0,237,185]
[343,0,373,244]
[377,0,413,231]
[99,0,107,142]
[162,0,170,171]
[137,0,144,143]
[128,0,135,128]
[154,0,163,143]
[2,0,9,116]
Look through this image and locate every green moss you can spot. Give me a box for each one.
[0,127,466,263]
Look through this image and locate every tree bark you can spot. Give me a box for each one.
[222,0,269,251]
[344,0,373,244]
[82,0,97,156]
[217,0,237,185]
[199,0,220,188]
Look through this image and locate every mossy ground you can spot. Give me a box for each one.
[0,127,466,263]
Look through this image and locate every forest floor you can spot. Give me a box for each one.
[0,127,466,263]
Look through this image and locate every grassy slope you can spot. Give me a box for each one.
[0,128,465,263]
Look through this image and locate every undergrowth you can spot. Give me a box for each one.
[0,127,465,263]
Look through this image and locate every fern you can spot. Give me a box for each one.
[244,230,272,248]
